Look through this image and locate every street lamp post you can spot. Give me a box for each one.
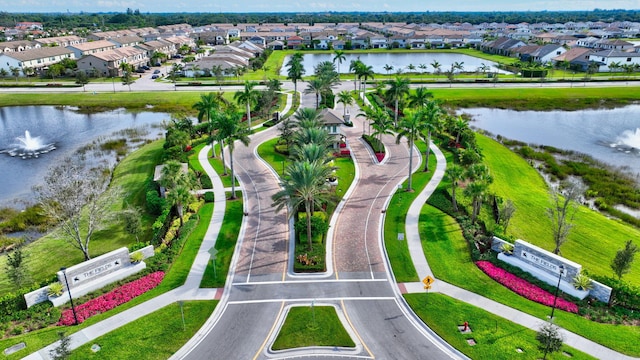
[60,267,79,326]
[549,264,565,322]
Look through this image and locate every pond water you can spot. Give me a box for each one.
[0,106,170,207]
[465,105,640,176]
[280,52,511,76]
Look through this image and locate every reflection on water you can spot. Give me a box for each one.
[280,52,511,76]
[0,106,169,207]
[465,105,640,175]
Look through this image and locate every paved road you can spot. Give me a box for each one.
[175,85,464,360]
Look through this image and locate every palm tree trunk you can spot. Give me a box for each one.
[408,139,414,191]
[394,99,399,126]
[220,139,228,176]
[305,200,313,251]
[452,186,458,212]
[246,103,252,129]
[424,131,431,172]
[230,147,236,199]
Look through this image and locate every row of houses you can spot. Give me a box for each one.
[0,34,194,77]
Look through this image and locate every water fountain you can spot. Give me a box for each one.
[1,130,56,159]
[611,128,640,154]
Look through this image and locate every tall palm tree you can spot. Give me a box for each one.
[358,105,392,141]
[193,92,229,157]
[383,64,394,75]
[349,58,364,91]
[167,182,194,228]
[292,142,333,165]
[418,100,443,171]
[304,78,325,109]
[293,127,332,150]
[395,110,424,192]
[430,60,441,80]
[220,110,251,199]
[357,64,375,98]
[332,50,346,79]
[407,87,433,108]
[386,76,410,126]
[234,81,260,129]
[272,160,333,251]
[286,52,305,98]
[337,90,354,119]
[418,63,427,74]
[293,107,322,128]
[445,164,464,212]
[452,116,469,144]
[465,181,488,224]
[407,63,416,73]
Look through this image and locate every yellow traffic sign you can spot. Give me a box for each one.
[424,284,431,290]
[422,275,435,286]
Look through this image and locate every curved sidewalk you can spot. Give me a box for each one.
[23,145,226,360]
[402,143,638,360]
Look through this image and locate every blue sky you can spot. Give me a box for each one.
[4,0,639,13]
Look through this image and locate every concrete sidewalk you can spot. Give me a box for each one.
[401,144,637,360]
[23,145,226,360]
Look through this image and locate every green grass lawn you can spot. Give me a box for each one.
[421,184,640,356]
[384,141,436,282]
[68,300,217,359]
[405,293,595,360]
[200,193,243,288]
[0,140,165,293]
[431,87,640,110]
[476,134,640,286]
[271,306,355,350]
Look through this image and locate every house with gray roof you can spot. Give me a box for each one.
[77,47,148,77]
[0,47,74,75]
[67,40,117,59]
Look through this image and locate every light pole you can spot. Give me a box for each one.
[60,267,79,326]
[549,264,565,322]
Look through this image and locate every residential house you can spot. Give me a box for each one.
[286,35,304,49]
[34,35,84,48]
[318,108,345,150]
[15,22,43,31]
[136,40,176,61]
[0,40,40,53]
[0,47,74,75]
[517,44,566,64]
[588,50,640,72]
[109,35,144,48]
[77,47,148,77]
[66,40,117,59]
[481,37,526,56]
[552,47,593,70]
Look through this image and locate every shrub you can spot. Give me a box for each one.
[130,251,144,263]
[203,192,215,203]
[48,282,64,297]
[573,272,593,291]
[501,242,514,255]
[476,261,579,313]
[199,175,213,189]
[58,271,164,326]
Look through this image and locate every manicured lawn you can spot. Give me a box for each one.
[271,306,355,350]
[200,192,243,288]
[405,293,595,360]
[431,87,640,110]
[68,301,217,359]
[256,137,291,177]
[421,191,640,356]
[476,134,640,286]
[0,140,165,292]
[383,141,436,283]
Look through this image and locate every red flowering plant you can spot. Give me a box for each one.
[58,271,165,326]
[476,261,578,313]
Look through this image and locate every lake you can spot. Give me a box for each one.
[0,106,170,207]
[465,105,640,176]
[280,52,511,76]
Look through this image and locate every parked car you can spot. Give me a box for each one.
[142,65,150,70]
[153,70,161,74]
[151,74,159,79]
[135,68,146,73]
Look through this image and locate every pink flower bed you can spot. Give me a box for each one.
[375,153,385,162]
[476,261,578,313]
[58,271,165,326]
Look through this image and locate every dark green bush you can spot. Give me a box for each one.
[199,175,213,189]
[203,192,215,203]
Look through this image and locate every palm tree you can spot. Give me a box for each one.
[293,107,322,128]
[167,182,194,228]
[120,63,134,91]
[430,60,441,80]
[305,78,325,109]
[465,181,488,224]
[272,160,333,251]
[357,64,375,98]
[293,127,332,150]
[337,90,354,119]
[234,81,260,129]
[220,110,251,199]
[395,110,423,192]
[407,63,416,73]
[452,116,469,144]
[292,142,333,165]
[332,50,346,79]
[160,161,197,227]
[386,76,411,126]
[193,92,228,157]
[383,64,394,75]
[418,100,443,171]
[445,164,464,212]
[287,52,305,98]
[407,86,433,109]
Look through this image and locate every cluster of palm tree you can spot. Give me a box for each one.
[305,61,340,109]
[192,92,252,199]
[272,108,336,251]
[159,160,200,228]
[608,61,640,77]
[349,58,375,98]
